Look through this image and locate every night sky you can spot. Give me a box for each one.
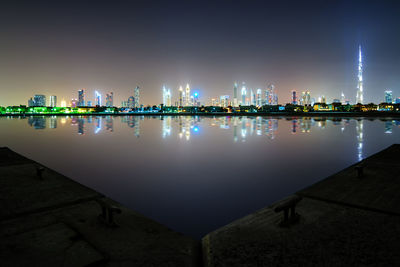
[1,0,400,106]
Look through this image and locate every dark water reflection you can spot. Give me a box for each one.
[1,116,399,238]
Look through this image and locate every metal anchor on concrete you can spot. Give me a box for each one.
[355,165,364,178]
[96,199,122,227]
[274,195,302,227]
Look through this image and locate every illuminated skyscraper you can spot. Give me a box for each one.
[162,85,171,106]
[241,83,246,105]
[356,45,363,104]
[220,95,229,107]
[385,90,393,103]
[179,86,183,106]
[250,89,256,106]
[78,89,85,106]
[267,84,276,105]
[233,82,238,107]
[185,84,191,106]
[301,91,311,106]
[61,99,67,108]
[50,95,57,107]
[193,92,199,106]
[70,99,78,108]
[105,92,114,107]
[256,89,262,106]
[33,94,46,107]
[291,90,297,105]
[134,86,140,108]
[127,96,135,109]
[95,91,101,106]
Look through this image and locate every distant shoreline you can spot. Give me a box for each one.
[1,112,400,118]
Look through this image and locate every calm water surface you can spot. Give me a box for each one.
[1,116,399,238]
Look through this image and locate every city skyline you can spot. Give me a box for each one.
[1,1,400,106]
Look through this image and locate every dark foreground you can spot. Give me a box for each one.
[1,145,399,266]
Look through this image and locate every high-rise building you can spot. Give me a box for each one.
[61,99,67,108]
[28,98,34,107]
[95,91,101,106]
[105,92,114,107]
[250,89,256,106]
[341,92,346,104]
[385,90,393,104]
[87,101,92,107]
[267,84,276,105]
[33,95,46,107]
[241,83,246,105]
[179,86,184,106]
[396,98,400,104]
[356,45,363,104]
[291,90,297,105]
[70,99,78,108]
[134,86,140,108]
[193,92,199,106]
[301,91,311,106]
[185,84,191,106]
[127,96,135,109]
[233,82,238,107]
[78,89,85,106]
[256,89,262,106]
[50,95,57,107]
[162,85,171,106]
[220,95,229,107]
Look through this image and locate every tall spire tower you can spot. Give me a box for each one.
[356,45,363,104]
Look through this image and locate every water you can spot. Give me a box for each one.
[1,115,399,238]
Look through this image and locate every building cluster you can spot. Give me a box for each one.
[2,45,400,115]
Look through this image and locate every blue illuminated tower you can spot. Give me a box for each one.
[78,89,85,106]
[356,45,363,104]
[95,91,101,106]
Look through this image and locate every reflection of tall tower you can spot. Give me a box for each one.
[162,117,172,138]
[356,120,363,161]
[356,45,363,104]
[78,118,85,135]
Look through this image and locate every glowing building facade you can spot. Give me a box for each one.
[162,85,171,106]
[356,45,363,104]
[179,86,184,106]
[291,90,297,105]
[95,91,101,106]
[78,89,85,106]
[241,83,247,105]
[185,84,191,106]
[256,89,262,106]
[385,90,393,104]
[233,82,238,107]
[134,86,140,108]
[50,95,57,107]
[105,92,114,107]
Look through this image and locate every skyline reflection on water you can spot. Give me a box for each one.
[1,115,399,238]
